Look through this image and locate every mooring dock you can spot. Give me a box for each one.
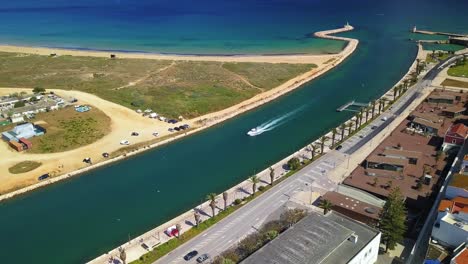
[337,100,369,112]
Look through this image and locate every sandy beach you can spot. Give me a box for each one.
[0,25,358,200]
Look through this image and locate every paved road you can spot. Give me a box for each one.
[154,53,466,264]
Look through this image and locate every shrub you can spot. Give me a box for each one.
[287,157,301,170]
[234,199,242,205]
[14,101,25,108]
[258,186,266,192]
[32,87,46,94]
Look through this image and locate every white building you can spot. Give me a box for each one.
[242,211,381,264]
[432,197,468,248]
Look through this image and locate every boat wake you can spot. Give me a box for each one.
[247,105,306,136]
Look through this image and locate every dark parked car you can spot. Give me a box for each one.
[335,145,343,150]
[179,125,186,130]
[131,132,139,136]
[38,173,50,181]
[371,125,377,130]
[102,152,110,158]
[182,124,190,129]
[183,250,198,261]
[168,128,174,132]
[168,119,179,124]
[196,254,210,263]
[174,127,181,131]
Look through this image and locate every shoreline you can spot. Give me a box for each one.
[90,35,428,264]
[0,26,354,64]
[0,25,358,202]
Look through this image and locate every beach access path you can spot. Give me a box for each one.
[0,25,358,200]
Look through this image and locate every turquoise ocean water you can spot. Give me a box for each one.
[0,0,467,263]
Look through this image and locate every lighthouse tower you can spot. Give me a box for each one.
[412,25,417,33]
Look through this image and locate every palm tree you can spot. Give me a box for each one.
[250,175,260,195]
[269,167,275,185]
[347,121,354,135]
[365,106,370,123]
[331,128,337,147]
[119,248,127,264]
[176,223,182,238]
[319,136,328,154]
[359,108,364,125]
[311,144,318,160]
[416,58,421,74]
[340,123,347,141]
[319,199,333,215]
[381,98,387,111]
[371,100,376,118]
[194,211,201,227]
[393,88,397,101]
[378,99,384,115]
[222,191,228,210]
[354,114,359,131]
[206,193,217,217]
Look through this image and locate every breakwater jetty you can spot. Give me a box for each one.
[412,26,466,38]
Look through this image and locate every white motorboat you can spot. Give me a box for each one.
[247,128,263,136]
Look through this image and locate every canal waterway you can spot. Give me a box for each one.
[1,0,468,263]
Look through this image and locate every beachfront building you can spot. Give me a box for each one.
[449,37,468,47]
[427,94,457,105]
[442,124,468,152]
[321,191,382,227]
[242,211,381,264]
[1,123,45,151]
[432,197,468,248]
[410,117,441,135]
[442,106,466,118]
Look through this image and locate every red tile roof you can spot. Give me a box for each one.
[448,123,468,138]
[438,200,452,212]
[454,248,468,264]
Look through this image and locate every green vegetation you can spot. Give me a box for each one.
[379,187,407,252]
[0,52,314,119]
[222,62,315,89]
[28,106,111,153]
[441,78,468,88]
[287,157,301,170]
[8,161,42,174]
[426,51,450,63]
[131,201,244,264]
[447,57,468,78]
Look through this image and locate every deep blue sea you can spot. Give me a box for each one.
[0,1,467,264]
[0,0,466,54]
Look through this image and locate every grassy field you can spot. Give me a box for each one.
[425,53,450,63]
[448,63,468,78]
[26,106,111,153]
[441,78,468,88]
[8,161,42,174]
[0,52,315,119]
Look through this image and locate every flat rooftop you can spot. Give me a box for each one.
[241,211,379,264]
[322,191,382,220]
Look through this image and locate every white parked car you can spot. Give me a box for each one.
[120,140,130,145]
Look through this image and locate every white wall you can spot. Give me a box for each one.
[432,215,468,247]
[348,232,381,264]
